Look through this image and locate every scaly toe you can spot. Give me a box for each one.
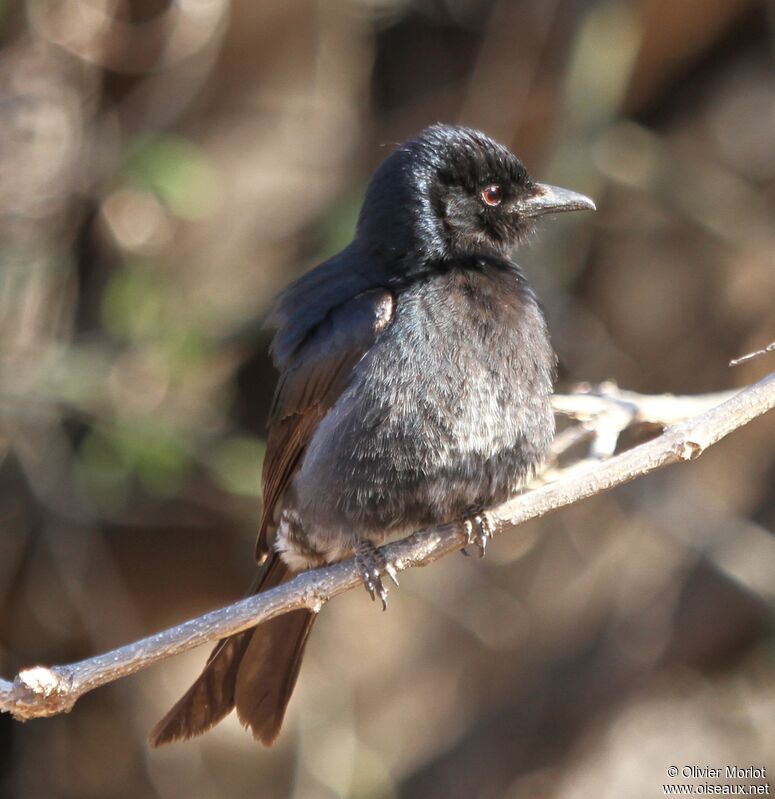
[462,511,495,558]
[354,540,396,611]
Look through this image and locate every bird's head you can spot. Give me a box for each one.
[356,124,594,267]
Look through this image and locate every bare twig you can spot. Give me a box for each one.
[552,382,736,425]
[2,372,774,722]
[730,341,775,367]
[548,382,736,463]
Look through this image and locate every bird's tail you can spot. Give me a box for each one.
[148,554,316,747]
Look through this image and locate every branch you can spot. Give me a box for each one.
[2,371,774,722]
[551,382,736,426]
[729,340,775,366]
[549,382,736,461]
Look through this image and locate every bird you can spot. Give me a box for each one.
[149,124,594,747]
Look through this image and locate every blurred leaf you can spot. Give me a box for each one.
[156,325,210,376]
[124,135,221,220]
[77,422,192,501]
[313,185,365,261]
[102,263,212,381]
[75,427,132,511]
[123,424,190,496]
[77,427,131,486]
[102,266,168,341]
[562,0,641,132]
[210,436,265,497]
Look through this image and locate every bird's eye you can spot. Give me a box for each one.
[480,185,502,206]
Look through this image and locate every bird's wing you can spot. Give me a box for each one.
[255,287,395,562]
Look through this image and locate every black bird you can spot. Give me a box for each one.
[149,124,594,747]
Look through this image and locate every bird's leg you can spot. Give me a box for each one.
[462,510,495,558]
[354,539,399,611]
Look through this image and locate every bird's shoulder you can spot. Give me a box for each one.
[269,245,385,369]
[269,286,395,424]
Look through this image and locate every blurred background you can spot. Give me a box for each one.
[1,0,774,797]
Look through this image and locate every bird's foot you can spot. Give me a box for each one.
[354,539,399,611]
[463,510,495,558]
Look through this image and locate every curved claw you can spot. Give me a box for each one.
[463,511,495,558]
[355,540,397,611]
[360,567,377,602]
[385,561,400,587]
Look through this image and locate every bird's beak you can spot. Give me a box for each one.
[515,183,596,218]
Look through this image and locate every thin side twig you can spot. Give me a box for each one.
[729,341,775,367]
[1,371,774,722]
[549,383,737,461]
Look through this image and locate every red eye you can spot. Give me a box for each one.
[481,184,502,206]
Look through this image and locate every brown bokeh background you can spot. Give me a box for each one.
[1,1,774,797]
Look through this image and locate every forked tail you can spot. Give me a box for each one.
[149,554,316,747]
